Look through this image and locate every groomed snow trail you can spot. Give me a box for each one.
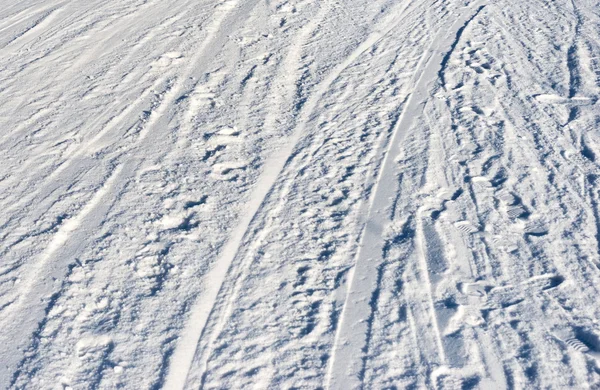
[2,0,600,388]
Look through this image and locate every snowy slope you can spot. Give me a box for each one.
[1,0,600,388]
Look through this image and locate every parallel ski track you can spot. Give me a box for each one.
[161,1,430,388]
[325,2,486,389]
[164,1,337,387]
[0,0,260,385]
[0,0,190,226]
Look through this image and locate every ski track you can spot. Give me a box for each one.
[0,0,260,384]
[3,0,600,388]
[326,3,487,388]
[165,2,423,389]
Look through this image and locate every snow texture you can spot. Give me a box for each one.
[1,0,600,388]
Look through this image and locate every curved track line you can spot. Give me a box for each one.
[163,1,336,386]
[325,3,486,389]
[0,0,260,386]
[162,3,421,388]
[0,161,127,384]
[0,0,249,231]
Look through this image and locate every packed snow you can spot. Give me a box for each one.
[2,0,600,388]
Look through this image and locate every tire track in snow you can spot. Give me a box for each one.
[325,3,486,389]
[162,2,425,387]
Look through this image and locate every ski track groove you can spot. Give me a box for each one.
[162,1,429,388]
[3,0,600,388]
[0,0,259,384]
[325,3,487,388]
[0,160,128,383]
[0,0,233,237]
[7,161,128,385]
[164,2,333,387]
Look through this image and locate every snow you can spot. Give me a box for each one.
[1,0,600,388]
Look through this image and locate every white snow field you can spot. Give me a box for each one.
[2,0,600,388]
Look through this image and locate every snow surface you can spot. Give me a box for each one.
[2,0,600,388]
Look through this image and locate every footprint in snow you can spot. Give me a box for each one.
[152,52,183,68]
[211,160,248,181]
[454,220,480,235]
[206,126,243,147]
[456,274,564,319]
[554,328,600,361]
